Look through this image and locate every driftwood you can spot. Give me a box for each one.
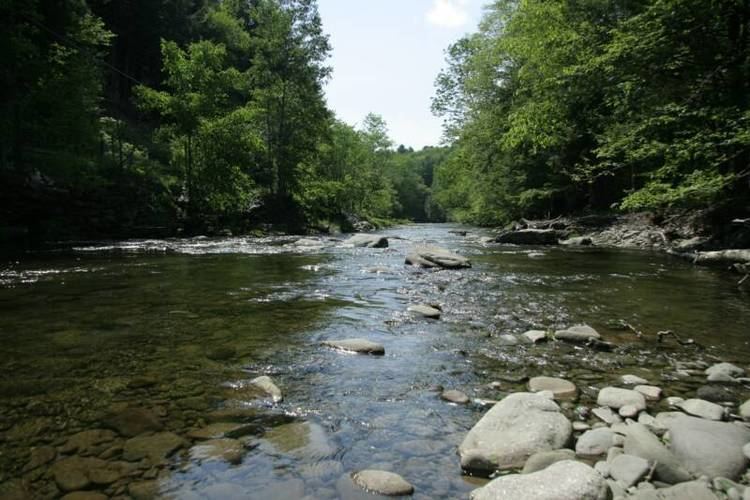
[692,249,750,265]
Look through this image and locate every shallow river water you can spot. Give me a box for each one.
[1,224,749,499]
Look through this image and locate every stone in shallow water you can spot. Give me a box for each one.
[187,422,256,440]
[705,362,744,380]
[459,392,572,475]
[619,404,640,419]
[597,387,646,411]
[351,470,414,496]
[405,245,471,269]
[407,304,441,319]
[322,338,385,355]
[60,429,117,455]
[609,453,650,487]
[250,375,283,402]
[441,389,469,404]
[666,414,750,479]
[190,438,245,465]
[261,421,336,460]
[523,330,548,343]
[470,460,608,500]
[50,456,128,492]
[621,374,649,385]
[677,398,725,421]
[528,376,577,400]
[103,407,163,437]
[554,325,601,343]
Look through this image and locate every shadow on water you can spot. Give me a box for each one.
[0,224,749,499]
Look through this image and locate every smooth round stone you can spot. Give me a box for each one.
[576,428,616,458]
[189,438,244,465]
[678,399,725,421]
[249,375,283,402]
[741,400,750,421]
[619,405,639,419]
[597,387,646,412]
[523,330,548,343]
[610,454,650,487]
[528,377,577,400]
[634,385,662,401]
[554,325,601,343]
[352,470,414,496]
[441,389,469,404]
[573,422,591,432]
[706,363,745,380]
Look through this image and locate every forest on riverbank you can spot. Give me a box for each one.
[432,0,750,226]
[2,0,749,244]
[1,0,444,243]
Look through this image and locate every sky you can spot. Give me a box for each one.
[317,0,485,150]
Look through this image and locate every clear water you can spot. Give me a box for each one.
[1,224,749,499]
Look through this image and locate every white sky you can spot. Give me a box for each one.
[318,0,485,149]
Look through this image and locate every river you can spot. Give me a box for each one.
[1,224,749,499]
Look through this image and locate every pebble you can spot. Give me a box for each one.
[441,389,469,404]
[597,387,646,412]
[528,376,577,400]
[634,385,662,401]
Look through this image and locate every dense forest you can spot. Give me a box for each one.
[0,0,441,243]
[2,0,749,244]
[431,0,750,225]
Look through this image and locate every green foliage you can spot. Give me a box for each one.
[432,0,750,224]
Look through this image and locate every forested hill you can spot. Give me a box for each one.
[431,0,750,226]
[1,0,443,244]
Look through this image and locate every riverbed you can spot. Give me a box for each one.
[1,224,749,499]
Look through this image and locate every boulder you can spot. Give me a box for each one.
[322,338,385,355]
[677,398,724,421]
[495,229,566,246]
[343,234,388,248]
[459,393,572,475]
[528,377,577,400]
[250,376,283,403]
[635,385,662,401]
[597,387,646,412]
[522,449,576,474]
[609,454,650,487]
[407,304,441,319]
[351,470,414,496]
[470,460,607,500]
[622,423,691,484]
[554,325,601,343]
[576,428,615,458]
[405,246,471,269]
[666,414,750,479]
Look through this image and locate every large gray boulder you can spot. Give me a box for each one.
[343,234,388,248]
[459,392,572,475]
[495,229,566,246]
[597,387,646,412]
[405,246,471,269]
[470,460,607,500]
[622,423,692,484]
[666,414,750,479]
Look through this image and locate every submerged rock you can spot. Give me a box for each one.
[250,375,283,403]
[554,325,601,343]
[122,432,186,463]
[351,470,414,496]
[405,246,471,269]
[407,304,441,319]
[459,392,572,475]
[322,338,385,355]
[189,438,245,465]
[470,460,607,500]
[343,234,389,248]
[666,414,750,479]
[103,407,163,437]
